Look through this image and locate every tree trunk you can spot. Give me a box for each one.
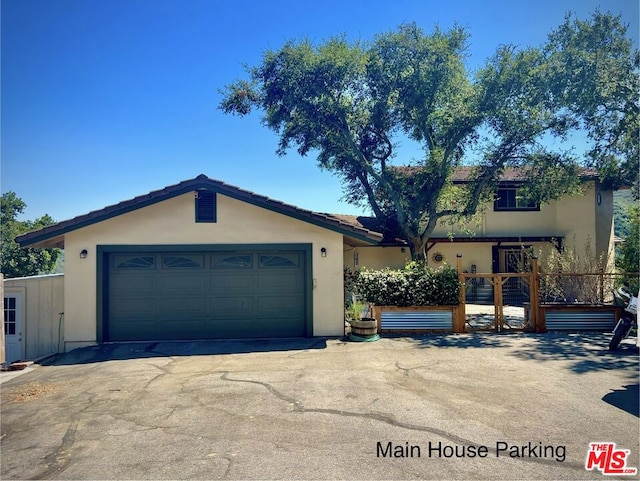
[408,237,428,263]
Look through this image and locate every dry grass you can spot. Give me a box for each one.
[3,381,57,403]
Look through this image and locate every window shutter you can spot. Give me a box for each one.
[196,191,217,222]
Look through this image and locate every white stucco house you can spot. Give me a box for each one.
[340,167,616,275]
[13,175,382,353]
[6,169,616,359]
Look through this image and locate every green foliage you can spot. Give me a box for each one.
[544,12,640,193]
[616,204,639,276]
[353,262,460,307]
[343,267,358,307]
[345,300,369,321]
[614,190,634,237]
[220,14,638,260]
[1,192,61,278]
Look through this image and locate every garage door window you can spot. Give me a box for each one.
[259,254,298,267]
[212,254,252,268]
[162,255,204,269]
[115,256,156,269]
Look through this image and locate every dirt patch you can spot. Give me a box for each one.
[3,381,57,402]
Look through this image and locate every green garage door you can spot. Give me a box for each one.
[107,250,307,341]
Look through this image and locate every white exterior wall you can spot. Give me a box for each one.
[343,245,410,271]
[594,184,615,270]
[63,193,345,350]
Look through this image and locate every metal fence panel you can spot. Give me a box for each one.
[380,310,453,330]
[544,311,616,331]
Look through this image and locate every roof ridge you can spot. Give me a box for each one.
[16,175,383,248]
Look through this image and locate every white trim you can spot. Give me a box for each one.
[4,273,64,282]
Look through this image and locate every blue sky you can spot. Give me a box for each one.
[2,0,638,222]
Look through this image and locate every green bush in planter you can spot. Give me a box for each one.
[353,262,461,307]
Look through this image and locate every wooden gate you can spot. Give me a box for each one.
[457,255,540,332]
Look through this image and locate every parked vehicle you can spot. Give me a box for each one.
[609,284,638,350]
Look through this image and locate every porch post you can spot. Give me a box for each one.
[456,254,466,333]
[493,275,503,331]
[530,256,541,333]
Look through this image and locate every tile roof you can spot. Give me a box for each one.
[16,167,602,249]
[16,174,383,248]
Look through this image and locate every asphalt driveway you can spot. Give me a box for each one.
[1,333,638,480]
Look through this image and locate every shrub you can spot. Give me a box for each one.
[353,262,461,306]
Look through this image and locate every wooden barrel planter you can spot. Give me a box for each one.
[349,318,380,342]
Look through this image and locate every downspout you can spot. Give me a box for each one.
[57,312,64,353]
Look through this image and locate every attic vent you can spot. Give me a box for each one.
[195,191,217,223]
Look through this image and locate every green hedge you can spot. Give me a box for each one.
[353,262,461,307]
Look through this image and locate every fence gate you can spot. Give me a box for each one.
[460,272,533,332]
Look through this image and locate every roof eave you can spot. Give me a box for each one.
[16,176,382,248]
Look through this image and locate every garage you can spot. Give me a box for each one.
[104,247,310,341]
[16,175,383,349]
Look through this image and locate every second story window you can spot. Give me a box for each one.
[494,184,539,211]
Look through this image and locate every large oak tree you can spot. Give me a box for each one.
[220,12,639,260]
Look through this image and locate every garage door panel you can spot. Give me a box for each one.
[200,318,302,338]
[209,273,254,291]
[210,296,254,317]
[160,275,206,294]
[159,297,207,318]
[107,249,307,341]
[257,273,302,291]
[109,320,158,341]
[111,319,217,341]
[253,317,305,337]
[202,319,256,338]
[110,297,156,319]
[258,296,304,316]
[110,275,157,296]
[160,320,207,339]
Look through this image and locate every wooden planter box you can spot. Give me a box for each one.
[538,304,623,332]
[370,305,464,333]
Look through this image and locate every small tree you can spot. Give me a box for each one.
[1,192,61,278]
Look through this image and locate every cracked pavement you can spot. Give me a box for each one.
[1,334,638,480]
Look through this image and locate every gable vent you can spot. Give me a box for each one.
[195,191,217,223]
